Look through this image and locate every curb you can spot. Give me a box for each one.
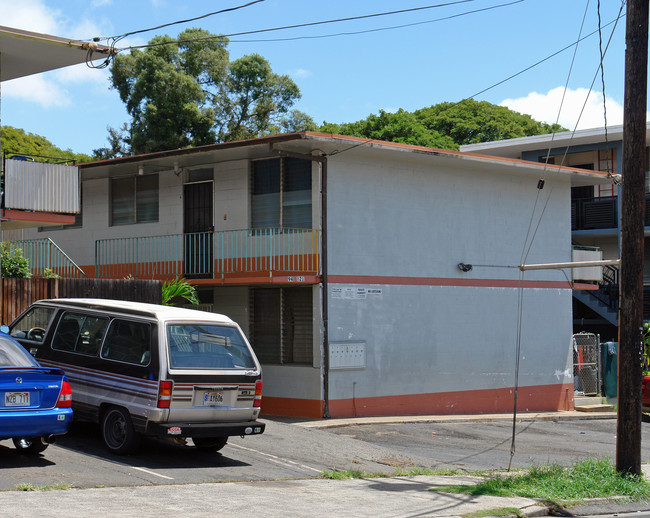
[286,411,617,429]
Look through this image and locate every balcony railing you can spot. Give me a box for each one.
[571,194,650,231]
[95,228,321,281]
[3,155,79,214]
[4,238,87,278]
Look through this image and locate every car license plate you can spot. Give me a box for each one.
[5,392,29,406]
[203,391,224,405]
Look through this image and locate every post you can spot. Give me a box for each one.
[617,0,648,477]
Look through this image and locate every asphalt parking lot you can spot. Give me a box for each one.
[0,412,640,491]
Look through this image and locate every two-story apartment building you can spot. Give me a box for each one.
[461,125,641,342]
[3,132,612,417]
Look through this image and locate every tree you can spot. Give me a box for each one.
[109,29,302,154]
[320,100,566,150]
[322,109,456,149]
[1,126,92,163]
[415,99,565,147]
[92,124,130,160]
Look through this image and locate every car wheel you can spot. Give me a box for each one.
[192,437,228,452]
[12,437,49,454]
[101,406,139,455]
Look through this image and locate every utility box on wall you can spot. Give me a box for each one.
[329,341,366,370]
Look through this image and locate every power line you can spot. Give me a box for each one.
[224,0,525,44]
[119,0,509,51]
[100,0,266,42]
[465,14,621,101]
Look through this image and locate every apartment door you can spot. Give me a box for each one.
[183,181,214,279]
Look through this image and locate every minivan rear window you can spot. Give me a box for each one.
[168,324,256,369]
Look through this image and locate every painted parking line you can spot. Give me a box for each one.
[229,443,322,474]
[131,466,174,480]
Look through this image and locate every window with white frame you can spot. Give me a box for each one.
[110,174,159,226]
[251,157,312,229]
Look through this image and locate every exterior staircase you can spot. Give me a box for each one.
[573,289,618,326]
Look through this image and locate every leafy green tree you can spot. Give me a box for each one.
[92,124,130,160]
[0,244,31,278]
[1,126,92,163]
[415,99,565,147]
[320,100,565,150]
[273,109,319,134]
[322,109,455,148]
[109,29,302,154]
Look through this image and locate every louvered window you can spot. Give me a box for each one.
[251,158,312,229]
[249,287,313,364]
[110,174,159,226]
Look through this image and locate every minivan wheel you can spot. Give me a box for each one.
[12,437,49,454]
[101,406,139,455]
[192,436,228,452]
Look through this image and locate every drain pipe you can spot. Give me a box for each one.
[320,157,330,418]
[274,149,330,418]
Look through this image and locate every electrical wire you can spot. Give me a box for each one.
[100,0,266,41]
[119,0,515,51]
[223,0,524,44]
[521,1,625,268]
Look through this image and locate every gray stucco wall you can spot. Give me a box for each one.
[325,150,574,402]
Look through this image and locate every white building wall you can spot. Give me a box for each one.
[324,150,573,406]
[212,160,249,231]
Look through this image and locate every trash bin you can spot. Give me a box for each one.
[601,341,618,398]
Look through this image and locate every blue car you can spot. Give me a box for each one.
[0,333,72,454]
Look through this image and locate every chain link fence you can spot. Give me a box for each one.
[573,332,600,396]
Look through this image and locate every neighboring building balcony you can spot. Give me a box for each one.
[2,155,80,229]
[94,227,321,285]
[571,196,618,232]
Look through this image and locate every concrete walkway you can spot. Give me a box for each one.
[0,475,548,518]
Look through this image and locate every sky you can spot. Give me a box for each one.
[0,0,632,156]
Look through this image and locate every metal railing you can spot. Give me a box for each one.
[95,228,321,280]
[3,238,87,278]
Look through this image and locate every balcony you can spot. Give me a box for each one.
[2,154,79,229]
[571,194,650,231]
[94,228,321,284]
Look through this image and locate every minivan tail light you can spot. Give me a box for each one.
[56,380,72,408]
[158,380,173,409]
[254,381,262,408]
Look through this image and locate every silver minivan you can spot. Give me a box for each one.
[9,298,265,454]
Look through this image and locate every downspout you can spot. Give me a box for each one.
[320,157,330,418]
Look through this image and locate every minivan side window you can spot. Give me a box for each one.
[52,313,109,356]
[101,319,151,366]
[10,306,56,343]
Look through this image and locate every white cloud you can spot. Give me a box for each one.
[500,86,624,131]
[0,0,61,33]
[291,68,312,79]
[2,75,71,108]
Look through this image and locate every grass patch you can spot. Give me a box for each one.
[15,483,71,491]
[432,458,650,502]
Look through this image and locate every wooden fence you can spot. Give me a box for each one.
[1,278,162,325]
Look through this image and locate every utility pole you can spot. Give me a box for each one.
[617,0,648,477]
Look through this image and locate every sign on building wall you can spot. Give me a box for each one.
[332,287,383,300]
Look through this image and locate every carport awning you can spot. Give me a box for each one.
[0,25,114,82]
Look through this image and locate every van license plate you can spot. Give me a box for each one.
[204,392,224,405]
[5,392,29,406]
